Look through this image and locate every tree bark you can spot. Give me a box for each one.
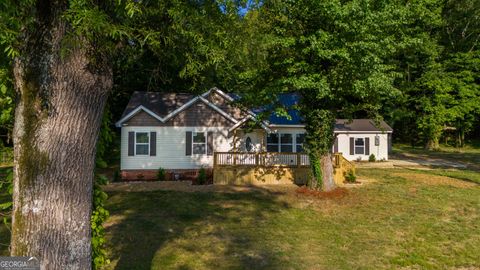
[320,153,335,191]
[308,152,335,191]
[10,2,111,269]
[303,110,336,192]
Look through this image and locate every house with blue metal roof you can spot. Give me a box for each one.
[116,88,393,181]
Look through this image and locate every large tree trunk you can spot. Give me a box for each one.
[308,152,335,191]
[10,2,111,269]
[303,108,336,192]
[320,153,335,191]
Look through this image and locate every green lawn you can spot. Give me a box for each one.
[102,168,480,270]
[410,168,480,184]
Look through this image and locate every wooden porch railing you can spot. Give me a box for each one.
[332,152,355,185]
[213,152,355,186]
[214,152,310,168]
[333,152,354,169]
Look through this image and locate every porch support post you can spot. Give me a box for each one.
[233,129,238,152]
[261,129,266,152]
[233,130,238,165]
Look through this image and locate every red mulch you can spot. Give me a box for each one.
[295,186,349,199]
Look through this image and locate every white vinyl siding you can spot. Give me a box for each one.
[121,126,232,170]
[121,126,391,170]
[335,133,389,161]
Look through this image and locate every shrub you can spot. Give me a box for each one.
[92,174,110,269]
[113,170,120,182]
[345,169,356,183]
[197,168,207,185]
[136,173,144,180]
[369,154,376,162]
[0,147,13,166]
[157,167,166,181]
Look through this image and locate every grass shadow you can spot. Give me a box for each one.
[104,188,292,270]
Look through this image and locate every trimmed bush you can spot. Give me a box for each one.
[345,169,356,183]
[157,167,166,181]
[113,170,120,182]
[369,154,376,162]
[197,168,207,185]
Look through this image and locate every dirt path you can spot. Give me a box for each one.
[390,157,468,169]
[390,150,480,171]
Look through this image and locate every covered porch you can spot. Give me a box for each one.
[229,123,306,154]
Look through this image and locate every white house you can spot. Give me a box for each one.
[115,88,393,180]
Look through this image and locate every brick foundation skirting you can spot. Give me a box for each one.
[121,168,213,183]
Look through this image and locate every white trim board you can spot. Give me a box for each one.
[115,105,164,127]
[228,115,272,133]
[334,131,393,134]
[116,93,239,127]
[198,96,239,124]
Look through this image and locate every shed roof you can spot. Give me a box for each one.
[335,119,393,132]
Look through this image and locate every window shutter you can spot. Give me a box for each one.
[349,137,354,155]
[334,137,339,153]
[128,132,135,156]
[186,131,192,156]
[365,137,370,155]
[207,131,214,156]
[150,132,156,156]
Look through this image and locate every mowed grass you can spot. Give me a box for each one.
[103,168,480,270]
[412,168,480,184]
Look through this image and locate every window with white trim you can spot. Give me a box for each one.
[266,133,279,152]
[354,138,365,155]
[135,132,150,155]
[296,133,305,152]
[192,132,207,154]
[280,134,293,152]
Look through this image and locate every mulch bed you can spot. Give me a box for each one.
[295,186,349,199]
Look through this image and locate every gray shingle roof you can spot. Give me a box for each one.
[120,91,195,119]
[120,91,393,133]
[335,119,393,132]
